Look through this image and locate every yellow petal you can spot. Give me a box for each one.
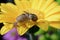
[44,2,58,13]
[0,11,7,23]
[0,23,13,35]
[0,13,16,23]
[37,20,49,31]
[45,6,60,17]
[1,3,23,23]
[0,11,14,23]
[17,21,35,35]
[1,3,20,17]
[50,21,60,29]
[26,20,35,28]
[14,0,32,11]
[17,23,29,35]
[41,0,54,11]
[0,12,5,22]
[20,1,31,11]
[45,13,60,21]
[14,0,24,10]
[31,0,40,10]
[39,0,47,10]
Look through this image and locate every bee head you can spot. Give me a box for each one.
[29,14,38,21]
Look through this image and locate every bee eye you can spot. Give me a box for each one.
[31,14,38,21]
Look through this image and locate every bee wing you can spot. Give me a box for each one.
[0,23,13,35]
[36,20,49,31]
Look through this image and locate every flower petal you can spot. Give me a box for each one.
[17,24,29,36]
[14,0,32,11]
[50,21,60,29]
[44,2,58,13]
[31,0,40,10]
[45,6,60,17]
[17,21,34,35]
[38,0,47,10]
[1,3,21,17]
[37,20,49,31]
[1,3,23,23]
[1,23,13,35]
[40,0,54,11]
[0,13,16,23]
[45,13,60,21]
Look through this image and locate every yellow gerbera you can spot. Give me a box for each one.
[0,0,60,36]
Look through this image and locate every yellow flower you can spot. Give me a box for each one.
[0,0,60,36]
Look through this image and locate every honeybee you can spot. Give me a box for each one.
[13,11,38,35]
[16,11,38,22]
[13,11,38,27]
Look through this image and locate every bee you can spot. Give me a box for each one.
[13,11,38,27]
[13,11,38,35]
[16,11,38,22]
